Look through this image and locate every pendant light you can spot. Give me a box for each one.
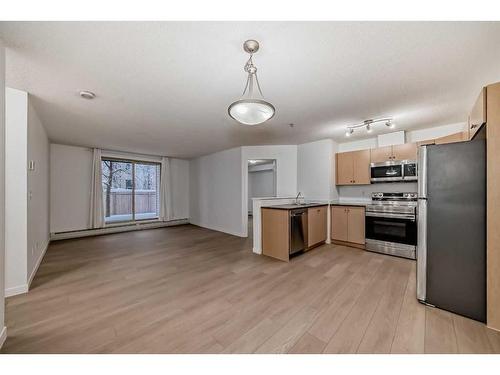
[228,40,276,126]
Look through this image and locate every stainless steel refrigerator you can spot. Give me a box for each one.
[417,126,486,322]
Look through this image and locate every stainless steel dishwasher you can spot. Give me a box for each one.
[290,208,308,255]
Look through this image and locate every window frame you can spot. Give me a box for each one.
[101,157,161,224]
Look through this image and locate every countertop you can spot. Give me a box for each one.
[263,202,329,210]
[329,200,370,207]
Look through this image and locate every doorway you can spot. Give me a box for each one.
[247,159,277,233]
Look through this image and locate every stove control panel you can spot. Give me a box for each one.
[371,192,417,201]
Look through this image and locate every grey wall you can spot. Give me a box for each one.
[27,99,50,281]
[0,39,7,345]
[338,182,418,200]
[189,147,244,236]
[248,167,275,213]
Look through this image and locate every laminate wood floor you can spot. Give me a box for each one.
[2,224,500,354]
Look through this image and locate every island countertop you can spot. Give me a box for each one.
[262,202,328,210]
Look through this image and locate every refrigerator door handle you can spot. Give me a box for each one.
[417,199,427,302]
[418,145,427,198]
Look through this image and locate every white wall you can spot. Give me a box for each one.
[406,122,467,143]
[248,168,275,213]
[50,144,93,233]
[50,143,190,233]
[189,147,243,236]
[27,99,50,282]
[338,137,378,153]
[170,158,190,220]
[0,39,7,347]
[297,139,338,201]
[5,88,28,295]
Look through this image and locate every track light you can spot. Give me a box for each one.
[344,117,393,136]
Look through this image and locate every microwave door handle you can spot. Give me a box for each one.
[386,169,399,176]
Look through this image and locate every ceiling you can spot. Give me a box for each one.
[1,22,500,158]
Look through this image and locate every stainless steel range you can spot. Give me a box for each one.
[365,192,417,260]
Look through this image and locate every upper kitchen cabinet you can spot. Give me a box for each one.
[369,146,392,163]
[434,132,469,145]
[469,87,487,140]
[392,143,418,161]
[370,143,417,163]
[335,150,370,185]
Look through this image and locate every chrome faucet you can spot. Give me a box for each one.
[295,192,303,205]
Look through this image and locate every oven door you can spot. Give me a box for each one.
[403,162,417,181]
[365,212,417,246]
[370,162,403,182]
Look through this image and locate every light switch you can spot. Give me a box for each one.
[28,160,35,171]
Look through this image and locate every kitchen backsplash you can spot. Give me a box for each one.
[338,182,418,200]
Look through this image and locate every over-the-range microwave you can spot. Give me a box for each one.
[370,160,417,183]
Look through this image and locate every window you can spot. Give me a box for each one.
[102,158,161,223]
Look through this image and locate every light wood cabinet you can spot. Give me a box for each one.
[392,143,418,161]
[331,205,366,246]
[370,143,417,163]
[336,152,354,185]
[370,146,393,163]
[331,206,348,242]
[416,139,435,147]
[346,207,366,245]
[307,206,327,248]
[470,87,486,140]
[261,208,289,262]
[434,132,468,145]
[335,150,370,186]
[262,205,329,261]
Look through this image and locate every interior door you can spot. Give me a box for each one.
[352,150,370,184]
[336,152,353,185]
[331,206,348,242]
[347,207,366,245]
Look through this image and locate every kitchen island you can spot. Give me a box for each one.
[261,203,328,262]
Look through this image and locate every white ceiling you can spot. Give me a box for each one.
[1,22,500,158]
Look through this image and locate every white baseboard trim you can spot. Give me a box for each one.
[5,284,29,297]
[50,218,189,241]
[28,239,50,287]
[0,326,7,349]
[189,221,246,238]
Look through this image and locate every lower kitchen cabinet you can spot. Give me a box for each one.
[307,206,327,248]
[261,205,328,262]
[331,205,366,247]
[261,208,290,262]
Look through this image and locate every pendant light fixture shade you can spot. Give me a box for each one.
[228,40,275,126]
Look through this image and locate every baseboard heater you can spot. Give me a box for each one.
[50,218,189,241]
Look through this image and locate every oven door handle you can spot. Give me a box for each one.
[366,211,416,221]
[385,169,399,176]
